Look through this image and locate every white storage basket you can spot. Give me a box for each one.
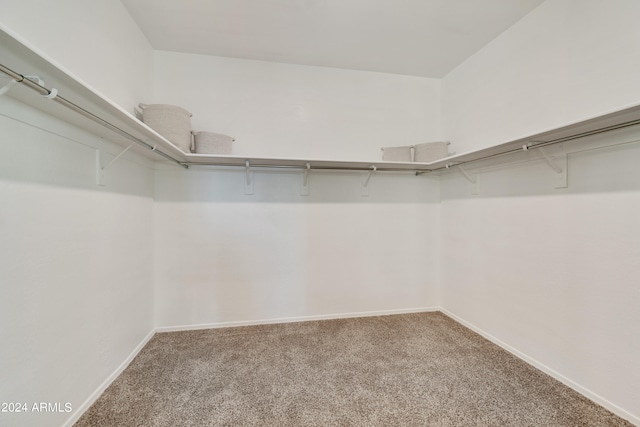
[193,131,235,155]
[137,103,192,153]
[381,145,413,162]
[413,141,449,163]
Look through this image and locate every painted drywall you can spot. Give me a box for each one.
[439,129,640,424]
[153,166,440,328]
[0,0,154,112]
[152,51,441,161]
[442,0,640,154]
[0,6,156,425]
[0,98,155,427]
[151,50,442,328]
[440,0,640,422]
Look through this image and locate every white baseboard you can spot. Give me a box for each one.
[154,306,440,333]
[62,329,156,427]
[440,308,640,427]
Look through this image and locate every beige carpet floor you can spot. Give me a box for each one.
[75,312,632,426]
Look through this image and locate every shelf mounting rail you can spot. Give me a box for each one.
[431,117,640,172]
[0,62,187,168]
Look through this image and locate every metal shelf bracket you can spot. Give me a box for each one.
[1,75,45,98]
[301,162,310,196]
[447,163,479,195]
[245,160,254,195]
[96,143,133,186]
[0,78,17,97]
[524,144,568,188]
[457,164,476,185]
[539,148,567,188]
[445,163,475,184]
[362,165,377,197]
[538,147,563,174]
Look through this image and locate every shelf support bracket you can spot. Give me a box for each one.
[0,79,18,97]
[538,147,563,174]
[447,163,479,195]
[362,165,376,197]
[96,144,133,186]
[301,163,310,196]
[524,143,567,188]
[103,144,132,171]
[244,160,254,195]
[538,148,567,188]
[457,164,476,185]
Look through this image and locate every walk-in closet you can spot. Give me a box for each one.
[1,1,639,426]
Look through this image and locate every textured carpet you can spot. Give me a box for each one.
[75,312,632,426]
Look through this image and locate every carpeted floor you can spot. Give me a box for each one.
[74,312,632,426]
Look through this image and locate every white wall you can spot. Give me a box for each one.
[0,98,155,427]
[0,0,154,112]
[442,0,640,153]
[0,3,156,425]
[440,130,640,424]
[153,166,440,328]
[151,51,443,328]
[153,51,441,160]
[440,0,640,423]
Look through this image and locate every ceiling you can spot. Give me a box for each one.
[121,0,545,78]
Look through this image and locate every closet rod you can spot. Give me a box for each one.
[432,116,640,172]
[183,162,432,173]
[0,63,187,168]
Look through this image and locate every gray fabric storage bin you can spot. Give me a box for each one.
[137,103,192,153]
[193,131,234,155]
[381,145,412,162]
[413,141,449,162]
